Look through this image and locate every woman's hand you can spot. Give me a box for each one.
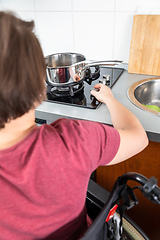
[90,83,114,105]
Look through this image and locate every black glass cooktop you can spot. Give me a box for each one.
[46,67,124,109]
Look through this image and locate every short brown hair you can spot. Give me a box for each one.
[0,11,46,128]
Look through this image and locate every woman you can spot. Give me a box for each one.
[0,12,148,240]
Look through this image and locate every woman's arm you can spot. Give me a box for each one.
[91,84,149,165]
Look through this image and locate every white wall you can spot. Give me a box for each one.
[1,0,160,63]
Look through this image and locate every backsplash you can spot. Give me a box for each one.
[1,0,160,63]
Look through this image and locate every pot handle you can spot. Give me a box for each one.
[84,60,122,83]
[85,60,123,67]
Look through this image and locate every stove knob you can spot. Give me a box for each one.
[99,75,110,86]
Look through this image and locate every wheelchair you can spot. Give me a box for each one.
[81,172,160,240]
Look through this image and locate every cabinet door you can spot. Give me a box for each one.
[96,141,160,240]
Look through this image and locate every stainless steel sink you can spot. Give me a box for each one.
[127,78,160,116]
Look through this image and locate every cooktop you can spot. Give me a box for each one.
[46,67,124,109]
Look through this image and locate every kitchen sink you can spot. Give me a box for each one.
[127,78,160,117]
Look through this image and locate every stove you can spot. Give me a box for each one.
[46,67,124,109]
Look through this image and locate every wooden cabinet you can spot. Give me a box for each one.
[96,141,160,240]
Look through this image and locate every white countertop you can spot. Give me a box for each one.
[35,64,160,140]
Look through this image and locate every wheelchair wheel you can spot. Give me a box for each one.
[115,213,149,240]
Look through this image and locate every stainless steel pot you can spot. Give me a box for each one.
[45,52,86,68]
[45,52,122,87]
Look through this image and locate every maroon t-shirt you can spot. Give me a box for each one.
[0,118,120,240]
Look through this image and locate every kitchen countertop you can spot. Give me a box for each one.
[35,64,160,142]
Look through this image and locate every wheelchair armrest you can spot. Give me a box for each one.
[87,179,110,208]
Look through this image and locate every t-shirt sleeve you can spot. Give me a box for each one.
[51,118,120,172]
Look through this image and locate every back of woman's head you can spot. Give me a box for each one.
[0,11,46,129]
